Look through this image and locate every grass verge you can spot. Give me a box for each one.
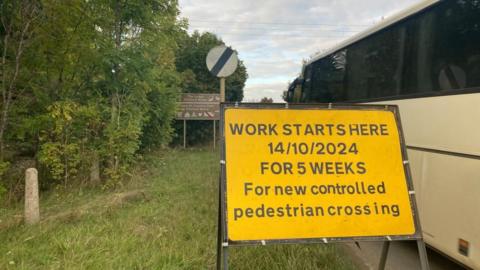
[0,147,356,269]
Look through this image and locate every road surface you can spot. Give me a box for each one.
[343,241,470,270]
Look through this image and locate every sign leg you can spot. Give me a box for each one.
[222,246,229,270]
[183,120,186,149]
[417,239,430,270]
[217,169,226,270]
[378,241,390,270]
[216,181,222,270]
[213,120,216,151]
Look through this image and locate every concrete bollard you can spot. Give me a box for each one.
[24,168,40,225]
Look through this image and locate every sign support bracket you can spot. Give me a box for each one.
[216,223,229,270]
[417,239,430,270]
[222,244,229,270]
[378,241,390,270]
[216,170,223,270]
[377,239,430,270]
[217,156,228,270]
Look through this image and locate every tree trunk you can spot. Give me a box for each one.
[89,152,100,185]
[0,3,37,162]
[109,0,123,173]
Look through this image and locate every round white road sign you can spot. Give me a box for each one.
[206,45,238,78]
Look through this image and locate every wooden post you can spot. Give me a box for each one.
[213,120,216,150]
[220,77,225,102]
[183,120,187,149]
[24,168,40,225]
[218,77,224,153]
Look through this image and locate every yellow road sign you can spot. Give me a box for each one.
[222,106,417,242]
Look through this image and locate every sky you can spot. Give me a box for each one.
[179,0,422,102]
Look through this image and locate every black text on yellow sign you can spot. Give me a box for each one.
[223,107,417,242]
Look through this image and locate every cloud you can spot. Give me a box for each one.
[179,0,422,102]
[244,82,290,102]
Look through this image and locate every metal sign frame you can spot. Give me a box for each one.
[216,103,429,270]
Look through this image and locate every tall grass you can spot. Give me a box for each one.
[0,148,355,269]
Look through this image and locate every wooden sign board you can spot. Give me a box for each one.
[176,93,220,120]
[181,93,220,103]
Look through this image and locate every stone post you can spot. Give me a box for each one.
[24,168,39,225]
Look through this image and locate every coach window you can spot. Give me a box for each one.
[345,41,368,100]
[370,26,403,99]
[404,9,435,95]
[328,50,347,102]
[346,25,402,100]
[311,59,327,102]
[309,51,347,103]
[301,65,312,102]
[310,58,335,102]
[431,0,480,91]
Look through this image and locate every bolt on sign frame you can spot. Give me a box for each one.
[216,103,430,270]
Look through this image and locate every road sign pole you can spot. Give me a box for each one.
[220,77,225,102]
[205,43,237,159]
[218,77,224,152]
[216,170,222,270]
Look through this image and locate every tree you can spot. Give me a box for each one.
[260,97,273,103]
[0,0,185,197]
[0,1,41,198]
[73,0,184,183]
[282,90,289,102]
[0,1,40,160]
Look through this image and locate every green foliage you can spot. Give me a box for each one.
[38,142,80,183]
[0,0,247,198]
[0,161,8,200]
[0,0,191,196]
[85,0,183,183]
[260,97,274,103]
[0,184,5,201]
[37,101,84,184]
[0,161,9,178]
[141,74,179,150]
